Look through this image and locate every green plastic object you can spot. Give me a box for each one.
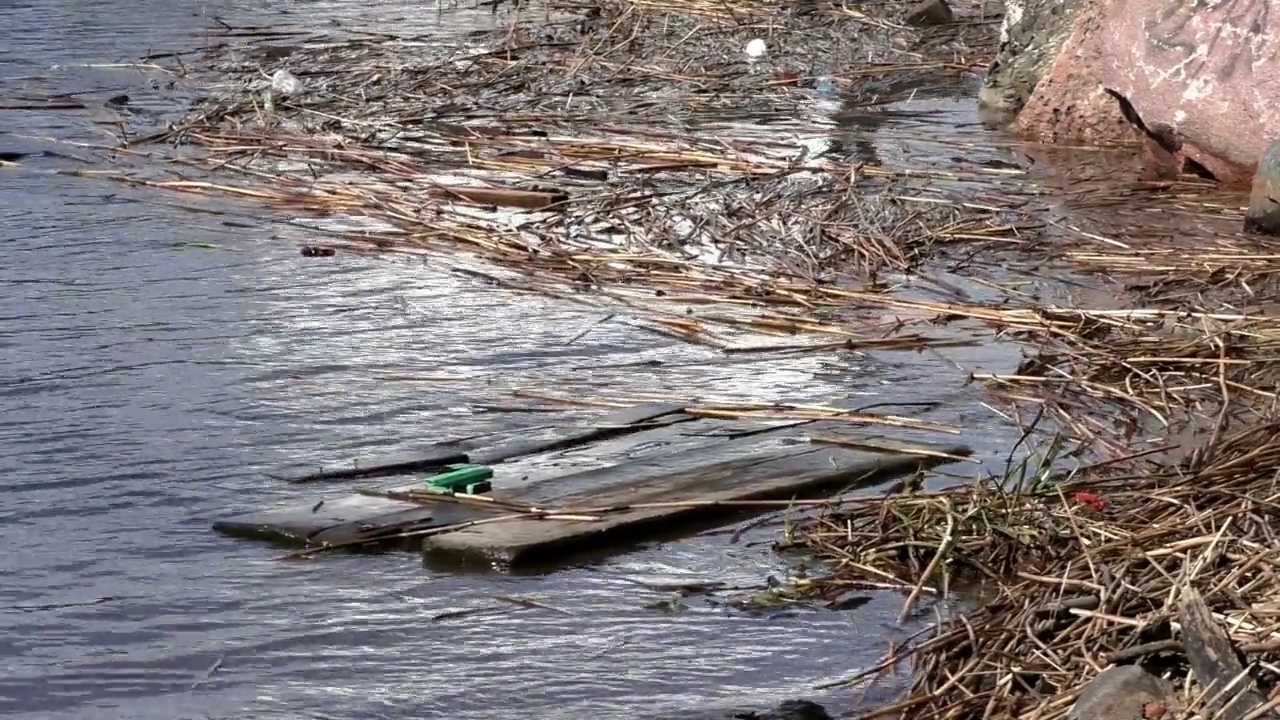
[424,464,494,496]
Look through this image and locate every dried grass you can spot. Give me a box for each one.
[785,421,1280,719]
[107,0,1014,350]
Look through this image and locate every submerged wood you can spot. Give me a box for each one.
[285,403,688,483]
[422,439,970,571]
[1178,587,1276,720]
[218,405,970,569]
[218,403,692,544]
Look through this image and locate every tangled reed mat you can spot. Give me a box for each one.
[101,0,1274,441]
[82,0,1280,717]
[782,420,1280,719]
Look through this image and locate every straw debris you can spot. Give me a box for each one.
[784,421,1280,719]
[113,0,1278,441]
[116,0,1012,351]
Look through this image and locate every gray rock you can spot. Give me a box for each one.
[977,0,1085,120]
[1067,665,1176,720]
[655,698,832,720]
[904,0,953,26]
[740,700,832,720]
[1245,140,1280,235]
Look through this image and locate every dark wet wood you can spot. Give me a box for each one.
[215,494,436,545]
[215,403,969,568]
[286,449,470,484]
[286,403,689,483]
[214,490,516,547]
[468,405,692,464]
[1178,586,1275,720]
[310,501,504,547]
[422,438,971,572]
[216,404,693,544]
[433,185,568,210]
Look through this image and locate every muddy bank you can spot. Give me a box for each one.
[981,0,1278,184]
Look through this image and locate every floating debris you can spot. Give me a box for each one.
[90,4,1280,714]
[786,420,1280,719]
[109,0,1007,357]
[269,68,302,96]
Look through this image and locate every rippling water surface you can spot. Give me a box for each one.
[0,2,1028,718]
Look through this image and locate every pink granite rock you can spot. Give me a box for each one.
[1013,0,1140,147]
[995,0,1280,186]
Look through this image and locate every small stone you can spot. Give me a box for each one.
[751,700,832,720]
[1067,666,1176,720]
[1245,139,1280,235]
[1142,701,1167,719]
[270,68,303,97]
[904,0,953,26]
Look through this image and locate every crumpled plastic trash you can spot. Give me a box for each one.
[745,38,767,60]
[270,69,303,96]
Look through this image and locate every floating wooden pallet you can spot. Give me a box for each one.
[213,404,970,572]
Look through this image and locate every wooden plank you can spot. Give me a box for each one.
[469,404,692,464]
[213,493,509,546]
[285,403,689,483]
[421,439,971,572]
[1178,586,1275,720]
[213,494,435,545]
[213,404,693,544]
[286,449,468,484]
[309,500,503,547]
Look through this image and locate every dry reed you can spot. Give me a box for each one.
[109,0,1278,444]
[783,421,1280,719]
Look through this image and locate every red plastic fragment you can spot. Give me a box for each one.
[1070,491,1108,512]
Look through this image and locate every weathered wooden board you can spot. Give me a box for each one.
[1178,586,1273,720]
[214,494,436,546]
[212,493,505,547]
[421,438,971,572]
[214,403,692,545]
[285,403,689,483]
[285,449,469,484]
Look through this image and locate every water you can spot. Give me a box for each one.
[0,2,1030,718]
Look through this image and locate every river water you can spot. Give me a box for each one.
[0,2,1031,718]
